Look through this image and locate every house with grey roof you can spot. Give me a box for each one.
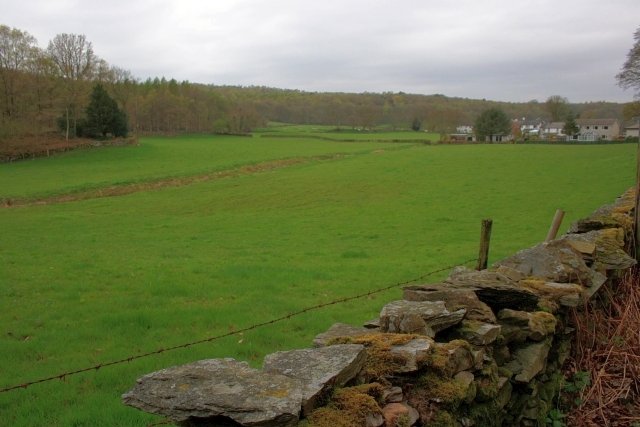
[575,119,620,141]
[623,118,639,138]
[542,122,565,138]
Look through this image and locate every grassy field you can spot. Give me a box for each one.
[0,130,635,426]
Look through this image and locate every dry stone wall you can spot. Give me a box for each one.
[122,189,637,427]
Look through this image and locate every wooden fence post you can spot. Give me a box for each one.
[477,219,493,271]
[545,209,565,242]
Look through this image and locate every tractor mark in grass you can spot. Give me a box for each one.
[1,153,349,208]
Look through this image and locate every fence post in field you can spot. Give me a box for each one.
[545,209,565,242]
[477,219,493,271]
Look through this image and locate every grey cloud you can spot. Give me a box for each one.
[1,0,638,102]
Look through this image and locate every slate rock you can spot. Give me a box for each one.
[497,309,557,343]
[446,268,541,312]
[263,344,366,416]
[403,286,497,323]
[313,323,371,347]
[382,386,404,403]
[454,320,502,345]
[454,371,477,403]
[433,341,475,375]
[495,240,596,286]
[505,340,552,383]
[366,412,385,427]
[379,300,466,337]
[569,190,635,234]
[363,318,381,329]
[382,402,420,427]
[562,228,636,271]
[519,279,585,307]
[122,358,303,426]
[447,267,516,287]
[389,337,434,372]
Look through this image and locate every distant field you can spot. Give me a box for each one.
[0,134,413,200]
[256,122,439,142]
[0,129,635,426]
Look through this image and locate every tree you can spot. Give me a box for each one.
[84,83,127,138]
[545,95,569,121]
[47,33,97,139]
[411,117,421,131]
[622,101,640,121]
[474,108,511,141]
[0,25,39,121]
[616,26,640,98]
[563,111,579,137]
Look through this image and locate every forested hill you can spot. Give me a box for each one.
[0,24,632,140]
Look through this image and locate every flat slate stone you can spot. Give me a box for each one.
[403,286,497,323]
[505,340,552,383]
[313,323,371,347]
[495,240,597,286]
[263,344,366,415]
[122,358,303,426]
[405,268,546,313]
[454,320,502,345]
[562,229,636,271]
[379,300,466,337]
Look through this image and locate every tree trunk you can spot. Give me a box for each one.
[65,106,70,141]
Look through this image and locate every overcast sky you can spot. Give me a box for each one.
[2,0,638,102]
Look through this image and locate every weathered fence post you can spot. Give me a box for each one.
[477,219,493,270]
[545,209,565,242]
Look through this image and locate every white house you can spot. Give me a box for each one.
[456,125,473,134]
[542,122,565,138]
[519,118,544,136]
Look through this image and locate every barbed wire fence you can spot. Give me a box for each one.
[0,257,476,395]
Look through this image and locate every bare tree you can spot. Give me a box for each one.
[47,33,97,139]
[617,26,640,98]
[545,95,569,122]
[0,25,39,121]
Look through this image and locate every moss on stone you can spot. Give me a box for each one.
[429,339,473,377]
[328,333,420,381]
[306,383,383,427]
[430,410,456,427]
[529,311,557,335]
[417,372,468,408]
[497,366,513,379]
[395,413,411,427]
[465,401,505,427]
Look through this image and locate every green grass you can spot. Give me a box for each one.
[0,134,413,200]
[256,122,438,141]
[0,134,635,426]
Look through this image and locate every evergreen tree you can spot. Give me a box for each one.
[563,112,579,137]
[474,108,511,141]
[84,83,128,138]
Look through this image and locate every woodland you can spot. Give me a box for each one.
[0,24,636,143]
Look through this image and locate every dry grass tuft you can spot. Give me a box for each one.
[564,267,640,427]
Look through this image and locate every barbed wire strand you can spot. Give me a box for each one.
[0,258,476,395]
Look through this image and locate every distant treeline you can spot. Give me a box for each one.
[0,24,633,140]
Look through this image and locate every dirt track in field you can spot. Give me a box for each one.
[1,154,347,208]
